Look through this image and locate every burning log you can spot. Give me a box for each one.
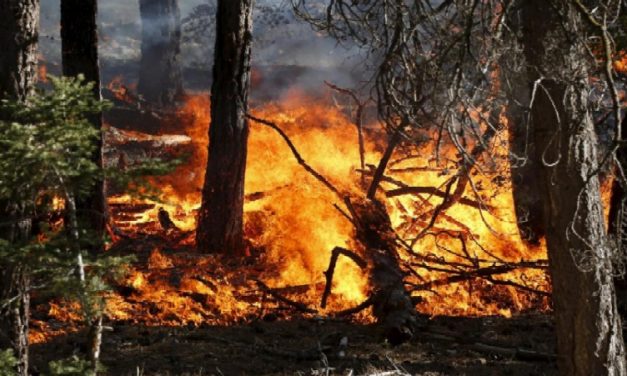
[348,198,418,345]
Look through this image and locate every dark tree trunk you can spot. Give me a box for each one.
[352,199,417,345]
[61,0,106,248]
[504,72,545,245]
[0,0,39,103]
[522,1,626,374]
[501,8,545,246]
[138,0,184,107]
[196,0,253,256]
[0,1,39,374]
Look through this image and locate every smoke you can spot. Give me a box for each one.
[39,0,369,96]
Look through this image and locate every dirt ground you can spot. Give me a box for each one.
[31,313,559,375]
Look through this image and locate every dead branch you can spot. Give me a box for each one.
[386,186,493,211]
[367,128,403,200]
[254,279,318,314]
[333,296,374,317]
[421,329,556,362]
[247,114,342,199]
[324,81,368,184]
[321,247,368,308]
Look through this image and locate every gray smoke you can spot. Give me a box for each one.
[39,0,369,96]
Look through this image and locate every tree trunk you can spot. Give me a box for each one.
[609,116,627,319]
[196,0,253,256]
[0,265,30,376]
[351,199,417,345]
[522,1,626,374]
[138,0,184,108]
[0,2,39,374]
[0,0,39,103]
[61,0,106,248]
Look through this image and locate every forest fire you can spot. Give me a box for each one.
[68,85,551,337]
[3,0,626,374]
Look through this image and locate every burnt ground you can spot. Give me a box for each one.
[31,314,559,375]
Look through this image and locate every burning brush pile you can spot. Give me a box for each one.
[31,81,554,344]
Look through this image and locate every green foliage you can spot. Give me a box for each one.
[0,76,130,371]
[0,75,109,211]
[0,349,17,376]
[48,356,94,376]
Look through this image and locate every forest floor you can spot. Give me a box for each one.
[31,313,559,375]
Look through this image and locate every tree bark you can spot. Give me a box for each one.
[351,199,417,345]
[138,0,184,107]
[196,0,253,256]
[522,1,626,374]
[609,116,627,319]
[0,0,39,103]
[0,2,39,374]
[61,0,106,248]
[0,265,30,376]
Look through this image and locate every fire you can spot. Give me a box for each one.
[107,75,136,103]
[34,80,564,344]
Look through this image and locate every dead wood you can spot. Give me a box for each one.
[247,114,342,199]
[349,199,418,345]
[367,128,403,200]
[333,296,374,317]
[324,81,368,185]
[421,329,556,362]
[254,279,318,314]
[321,247,368,308]
[409,263,542,292]
[386,186,493,211]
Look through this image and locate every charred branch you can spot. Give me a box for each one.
[254,279,318,314]
[321,247,367,308]
[247,114,342,199]
[386,186,493,211]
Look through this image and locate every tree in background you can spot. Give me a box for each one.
[196,0,254,256]
[61,0,106,244]
[138,0,184,107]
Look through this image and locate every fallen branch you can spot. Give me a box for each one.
[421,329,556,362]
[333,296,374,317]
[254,279,318,314]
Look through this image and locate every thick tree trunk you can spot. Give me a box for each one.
[501,7,545,246]
[522,1,626,374]
[138,0,184,107]
[0,2,39,374]
[0,0,39,102]
[504,70,544,245]
[61,0,106,248]
[196,0,253,255]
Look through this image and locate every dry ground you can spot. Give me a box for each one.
[31,314,558,375]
